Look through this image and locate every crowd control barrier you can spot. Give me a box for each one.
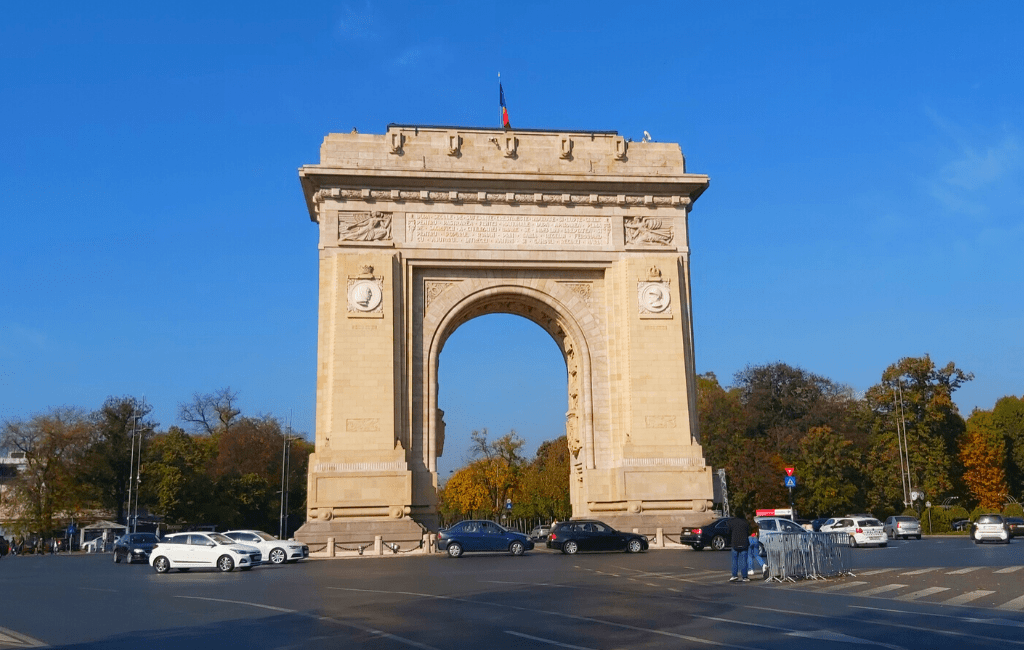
[761,532,854,582]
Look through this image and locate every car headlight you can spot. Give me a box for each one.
[231,548,248,555]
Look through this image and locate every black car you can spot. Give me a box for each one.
[436,520,534,558]
[113,532,160,564]
[680,517,733,551]
[547,520,648,554]
[1006,517,1024,538]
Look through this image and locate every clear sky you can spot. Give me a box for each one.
[3,3,1022,478]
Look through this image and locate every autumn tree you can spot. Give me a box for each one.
[960,410,1009,509]
[863,355,972,510]
[518,436,571,521]
[140,426,216,524]
[178,388,241,435]
[989,395,1024,498]
[0,407,93,535]
[797,426,864,516]
[468,428,527,517]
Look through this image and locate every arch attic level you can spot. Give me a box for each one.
[295,125,715,547]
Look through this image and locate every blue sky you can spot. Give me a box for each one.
[2,3,1022,477]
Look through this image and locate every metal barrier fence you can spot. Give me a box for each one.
[761,532,854,582]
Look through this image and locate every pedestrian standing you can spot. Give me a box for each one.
[747,527,767,579]
[727,516,750,582]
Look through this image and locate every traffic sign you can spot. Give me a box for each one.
[784,467,795,477]
[784,476,797,488]
[505,498,512,511]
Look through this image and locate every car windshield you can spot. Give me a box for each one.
[859,519,882,527]
[977,515,1003,524]
[254,531,277,541]
[208,533,235,544]
[131,534,158,543]
[895,517,917,523]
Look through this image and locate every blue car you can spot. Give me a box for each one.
[437,520,534,558]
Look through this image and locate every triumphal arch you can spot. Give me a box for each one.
[295,125,714,546]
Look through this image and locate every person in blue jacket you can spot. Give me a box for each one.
[747,527,768,579]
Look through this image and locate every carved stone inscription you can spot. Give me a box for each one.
[407,213,610,247]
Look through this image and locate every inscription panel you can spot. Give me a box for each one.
[407,213,611,247]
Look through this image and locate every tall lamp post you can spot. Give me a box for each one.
[278,426,301,540]
[125,410,141,532]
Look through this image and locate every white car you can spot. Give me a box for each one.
[149,532,262,573]
[820,516,888,547]
[223,530,309,565]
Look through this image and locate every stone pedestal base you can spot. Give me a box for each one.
[590,512,716,537]
[294,517,427,549]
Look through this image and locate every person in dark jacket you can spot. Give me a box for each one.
[727,517,750,582]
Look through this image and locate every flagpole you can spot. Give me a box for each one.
[498,72,501,128]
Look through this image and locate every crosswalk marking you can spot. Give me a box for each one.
[895,587,950,601]
[900,567,939,575]
[854,584,907,597]
[816,581,867,592]
[942,590,995,606]
[997,594,1024,611]
[995,566,1024,574]
[946,567,982,575]
[857,568,896,576]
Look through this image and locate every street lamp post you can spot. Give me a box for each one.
[278,425,300,540]
[125,410,141,532]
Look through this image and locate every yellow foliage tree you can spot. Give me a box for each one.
[960,411,1009,510]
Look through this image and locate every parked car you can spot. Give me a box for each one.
[547,520,648,554]
[436,520,533,558]
[951,518,971,531]
[680,517,733,551]
[819,517,887,547]
[971,514,1010,544]
[810,518,831,532]
[754,516,812,539]
[882,516,922,540]
[528,525,551,542]
[223,530,309,565]
[1006,517,1024,538]
[113,532,160,564]
[149,532,262,573]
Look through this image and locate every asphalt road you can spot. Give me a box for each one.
[2,536,1023,649]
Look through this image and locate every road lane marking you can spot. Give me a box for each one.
[330,587,758,648]
[858,569,896,576]
[854,584,907,597]
[899,568,939,575]
[816,581,868,592]
[175,596,440,650]
[843,609,1024,646]
[894,587,949,601]
[692,615,904,649]
[0,627,46,648]
[851,605,1024,628]
[995,566,1024,573]
[945,567,981,575]
[996,594,1024,611]
[942,590,995,606]
[175,596,295,612]
[505,631,597,649]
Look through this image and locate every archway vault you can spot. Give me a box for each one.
[296,125,715,547]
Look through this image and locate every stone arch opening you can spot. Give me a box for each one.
[423,284,598,518]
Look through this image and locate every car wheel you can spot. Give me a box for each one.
[849,537,858,548]
[563,540,579,555]
[153,556,170,574]
[509,540,525,556]
[269,548,287,565]
[627,539,644,553]
[113,551,121,564]
[446,542,463,558]
[217,555,235,572]
[711,535,727,551]
[690,543,703,551]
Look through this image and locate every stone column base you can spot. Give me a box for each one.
[587,512,716,538]
[295,517,427,549]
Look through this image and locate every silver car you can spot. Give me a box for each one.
[883,516,922,540]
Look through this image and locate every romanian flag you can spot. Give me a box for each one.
[499,82,511,129]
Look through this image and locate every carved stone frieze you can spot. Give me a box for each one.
[311,187,691,208]
[347,276,385,314]
[423,280,459,310]
[624,216,674,246]
[637,280,672,316]
[559,282,593,306]
[339,212,393,242]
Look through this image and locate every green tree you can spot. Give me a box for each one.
[990,395,1024,499]
[797,426,863,516]
[0,408,93,535]
[863,355,972,511]
[518,436,571,521]
[77,396,154,524]
[469,428,527,518]
[141,426,216,524]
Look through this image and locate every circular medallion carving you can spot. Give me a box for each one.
[640,283,671,313]
[348,279,383,312]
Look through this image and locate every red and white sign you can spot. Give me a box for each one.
[756,508,794,517]
[784,467,795,477]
